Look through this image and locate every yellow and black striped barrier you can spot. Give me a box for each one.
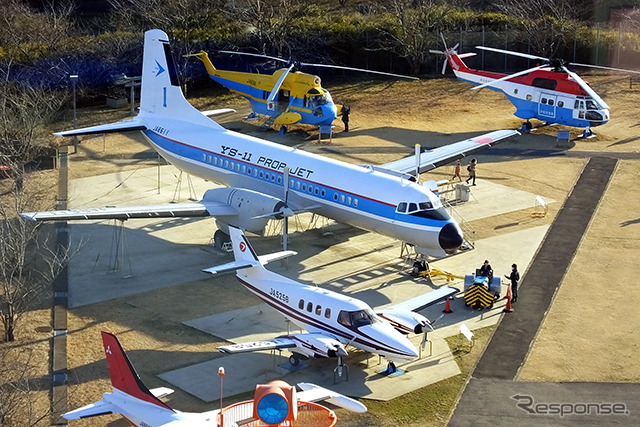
[464,283,497,309]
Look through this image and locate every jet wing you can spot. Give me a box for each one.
[62,399,114,420]
[218,337,298,354]
[21,201,237,222]
[383,286,459,313]
[379,129,519,175]
[297,383,367,413]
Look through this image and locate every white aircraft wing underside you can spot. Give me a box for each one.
[21,201,237,221]
[382,286,459,313]
[379,129,519,175]
[218,337,298,354]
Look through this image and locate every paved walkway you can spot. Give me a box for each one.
[448,157,640,426]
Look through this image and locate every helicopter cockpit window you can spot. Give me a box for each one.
[337,309,379,328]
[585,99,598,110]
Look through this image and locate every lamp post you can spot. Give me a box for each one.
[218,367,225,427]
[70,74,79,153]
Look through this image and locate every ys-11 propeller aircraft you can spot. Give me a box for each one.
[431,36,640,137]
[204,225,459,375]
[62,331,366,426]
[22,29,519,257]
[191,49,418,133]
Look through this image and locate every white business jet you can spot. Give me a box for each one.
[22,29,519,256]
[203,225,458,374]
[63,331,366,426]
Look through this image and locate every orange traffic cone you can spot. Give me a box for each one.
[443,297,453,314]
[503,294,513,313]
[503,284,512,300]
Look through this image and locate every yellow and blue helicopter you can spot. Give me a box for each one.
[192,50,417,132]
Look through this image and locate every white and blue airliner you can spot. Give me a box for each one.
[22,29,518,257]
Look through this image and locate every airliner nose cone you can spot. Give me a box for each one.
[439,222,464,250]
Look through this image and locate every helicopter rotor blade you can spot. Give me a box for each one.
[568,61,640,75]
[299,62,418,80]
[440,32,449,51]
[471,64,547,91]
[218,50,289,64]
[475,45,548,62]
[267,63,295,104]
[561,65,610,110]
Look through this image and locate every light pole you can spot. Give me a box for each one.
[218,367,225,427]
[70,74,79,153]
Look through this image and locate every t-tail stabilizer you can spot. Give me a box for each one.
[202,225,296,275]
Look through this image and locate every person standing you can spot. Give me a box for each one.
[465,158,477,186]
[341,105,350,132]
[452,160,462,181]
[505,263,520,302]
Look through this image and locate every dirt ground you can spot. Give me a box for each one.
[7,73,640,425]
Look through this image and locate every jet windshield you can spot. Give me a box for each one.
[396,199,450,221]
[338,309,380,328]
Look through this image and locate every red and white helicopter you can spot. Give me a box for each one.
[431,36,640,137]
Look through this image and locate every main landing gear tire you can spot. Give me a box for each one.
[289,354,300,366]
[213,230,229,250]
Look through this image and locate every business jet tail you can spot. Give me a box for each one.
[63,332,174,420]
[203,225,296,275]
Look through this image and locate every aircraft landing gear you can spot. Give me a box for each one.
[279,125,287,135]
[383,361,398,375]
[583,127,593,138]
[289,353,300,366]
[213,230,230,251]
[333,356,349,382]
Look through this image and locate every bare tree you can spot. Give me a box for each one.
[0,344,51,426]
[224,0,310,58]
[494,0,582,58]
[374,0,464,75]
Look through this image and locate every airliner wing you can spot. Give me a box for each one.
[218,337,299,354]
[384,285,459,313]
[380,129,519,174]
[21,201,237,221]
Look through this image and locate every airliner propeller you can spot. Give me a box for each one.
[471,45,640,110]
[218,50,418,101]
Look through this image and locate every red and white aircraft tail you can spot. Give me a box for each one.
[63,332,177,423]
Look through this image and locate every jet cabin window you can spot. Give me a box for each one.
[338,309,380,328]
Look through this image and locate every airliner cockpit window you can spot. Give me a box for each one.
[338,309,379,328]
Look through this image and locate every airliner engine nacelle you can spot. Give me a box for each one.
[201,188,286,234]
[377,309,433,335]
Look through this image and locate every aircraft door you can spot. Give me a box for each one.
[573,99,586,120]
[277,89,290,112]
[538,93,557,120]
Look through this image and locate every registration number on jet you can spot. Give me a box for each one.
[270,288,289,304]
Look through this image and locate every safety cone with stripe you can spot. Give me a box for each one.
[443,297,453,314]
[503,284,512,300]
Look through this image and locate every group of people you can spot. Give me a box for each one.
[477,259,519,303]
[452,158,478,185]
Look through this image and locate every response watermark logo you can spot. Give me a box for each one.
[511,394,630,417]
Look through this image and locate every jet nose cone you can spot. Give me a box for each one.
[439,222,464,251]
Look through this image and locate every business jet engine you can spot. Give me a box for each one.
[376,309,433,335]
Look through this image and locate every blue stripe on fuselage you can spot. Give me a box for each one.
[142,129,452,230]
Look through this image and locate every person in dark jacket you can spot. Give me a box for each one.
[478,259,493,282]
[341,105,350,132]
[505,263,520,302]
